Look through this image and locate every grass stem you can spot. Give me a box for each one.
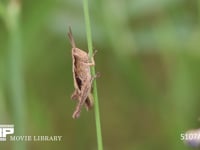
[83,0,103,150]
[6,1,26,150]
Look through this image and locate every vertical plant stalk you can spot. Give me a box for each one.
[83,0,103,150]
[6,1,26,150]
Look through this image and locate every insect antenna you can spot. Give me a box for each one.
[68,26,76,48]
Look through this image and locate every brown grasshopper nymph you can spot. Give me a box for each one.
[68,27,96,119]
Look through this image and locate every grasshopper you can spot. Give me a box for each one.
[68,27,97,119]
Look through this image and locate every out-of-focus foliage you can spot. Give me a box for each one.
[0,0,200,150]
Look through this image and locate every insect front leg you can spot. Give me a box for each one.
[87,50,97,66]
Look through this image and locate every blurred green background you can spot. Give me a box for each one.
[0,0,200,150]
